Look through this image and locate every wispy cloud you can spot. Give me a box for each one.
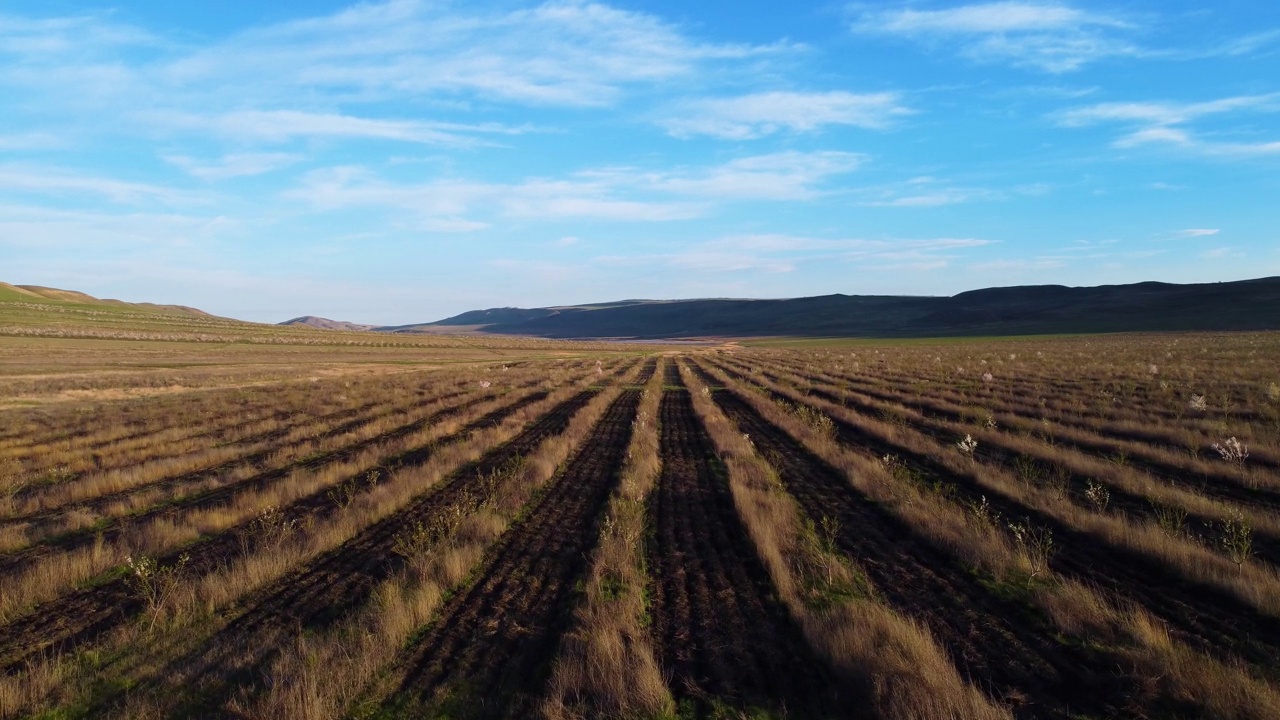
[1173,228,1220,238]
[639,151,864,201]
[1057,94,1280,127]
[856,175,1011,207]
[1058,93,1280,157]
[286,166,704,226]
[851,2,1139,72]
[147,110,528,148]
[164,153,304,181]
[689,233,995,271]
[0,165,204,205]
[288,150,863,227]
[661,91,910,139]
[1210,28,1280,57]
[152,0,782,108]
[0,132,67,151]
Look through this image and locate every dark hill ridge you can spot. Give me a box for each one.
[401,276,1280,339]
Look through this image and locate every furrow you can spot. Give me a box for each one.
[381,390,641,717]
[646,386,841,717]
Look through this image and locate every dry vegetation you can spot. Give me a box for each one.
[2,325,1279,719]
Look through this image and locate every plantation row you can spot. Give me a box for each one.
[2,346,1278,718]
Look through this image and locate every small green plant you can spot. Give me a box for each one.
[327,481,360,509]
[1220,512,1253,568]
[1013,455,1041,486]
[0,459,26,498]
[1008,520,1054,585]
[39,465,77,486]
[791,403,836,439]
[125,553,190,630]
[1152,503,1187,538]
[965,495,1000,531]
[392,516,457,571]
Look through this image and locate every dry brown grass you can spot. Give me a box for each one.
[701,352,1280,719]
[0,362,617,720]
[0,378,511,623]
[542,359,673,720]
[239,364,641,720]
[683,362,1011,720]
[745,358,1280,617]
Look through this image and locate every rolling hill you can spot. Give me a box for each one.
[0,282,211,317]
[402,276,1280,339]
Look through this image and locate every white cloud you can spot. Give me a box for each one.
[690,233,995,271]
[861,188,1000,207]
[0,203,235,250]
[150,0,782,109]
[1213,28,1280,57]
[1173,228,1220,238]
[0,165,204,205]
[668,251,796,273]
[164,152,303,181]
[642,151,865,201]
[1057,94,1280,127]
[970,257,1067,271]
[857,175,1005,207]
[661,91,910,139]
[851,2,1138,72]
[286,166,705,225]
[286,150,863,228]
[0,132,67,151]
[1059,93,1280,157]
[147,110,526,148]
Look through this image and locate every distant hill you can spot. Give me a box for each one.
[407,276,1280,339]
[0,282,211,317]
[279,316,376,332]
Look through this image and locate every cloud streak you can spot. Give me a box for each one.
[851,1,1139,72]
[1059,93,1280,157]
[661,91,911,139]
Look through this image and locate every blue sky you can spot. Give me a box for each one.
[1,1,1278,324]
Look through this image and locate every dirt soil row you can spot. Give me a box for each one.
[0,388,551,675]
[706,381,1144,720]
[380,389,643,718]
[712,361,1280,673]
[645,384,843,718]
[149,390,600,715]
[771,372,1280,566]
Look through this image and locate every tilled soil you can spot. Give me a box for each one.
[3,389,465,528]
[787,365,1280,511]
[782,377,1280,566]
[646,385,843,718]
[707,383,1142,720]
[382,389,642,718]
[713,360,1280,674]
[0,387,492,578]
[151,390,598,714]
[0,388,547,674]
